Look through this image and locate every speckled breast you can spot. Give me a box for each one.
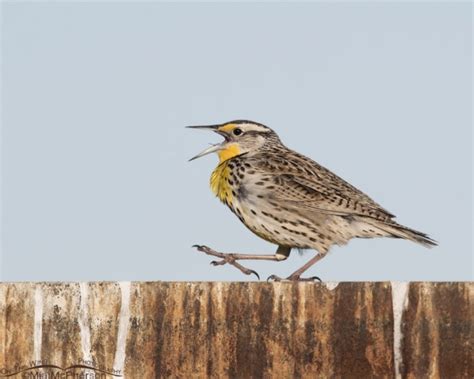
[210,157,289,246]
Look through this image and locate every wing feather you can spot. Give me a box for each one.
[249,151,395,222]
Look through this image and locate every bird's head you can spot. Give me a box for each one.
[187,120,280,162]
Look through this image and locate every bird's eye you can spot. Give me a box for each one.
[233,128,243,136]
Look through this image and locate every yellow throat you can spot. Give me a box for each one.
[217,143,240,162]
[210,143,241,204]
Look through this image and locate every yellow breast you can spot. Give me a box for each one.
[209,143,241,204]
[210,161,232,204]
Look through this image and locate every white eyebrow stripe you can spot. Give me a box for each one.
[238,123,270,133]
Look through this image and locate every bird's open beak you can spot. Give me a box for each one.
[188,143,223,161]
[187,124,227,161]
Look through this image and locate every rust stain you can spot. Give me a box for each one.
[401,282,473,379]
[40,283,83,366]
[88,282,122,372]
[0,283,36,370]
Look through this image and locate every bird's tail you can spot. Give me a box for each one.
[361,218,437,248]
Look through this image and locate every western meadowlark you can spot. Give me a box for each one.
[188,120,436,281]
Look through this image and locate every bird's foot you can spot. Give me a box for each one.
[266,274,284,282]
[267,274,322,282]
[192,245,260,280]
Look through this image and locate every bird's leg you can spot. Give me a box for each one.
[193,245,291,280]
[267,250,328,282]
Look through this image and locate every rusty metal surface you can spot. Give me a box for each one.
[401,282,472,378]
[0,282,471,379]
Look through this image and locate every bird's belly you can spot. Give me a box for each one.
[216,173,352,251]
[230,186,360,252]
[231,200,282,244]
[229,194,312,248]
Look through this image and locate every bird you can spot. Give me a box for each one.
[187,120,436,281]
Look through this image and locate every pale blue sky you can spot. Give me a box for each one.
[1,2,472,281]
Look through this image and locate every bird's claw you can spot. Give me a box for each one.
[194,244,260,280]
[210,260,226,266]
[193,244,210,252]
[267,274,322,282]
[245,269,260,280]
[287,275,322,282]
[267,274,283,282]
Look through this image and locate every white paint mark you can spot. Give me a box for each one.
[391,282,410,379]
[272,282,283,313]
[297,283,307,327]
[34,286,43,362]
[324,282,339,291]
[0,286,5,309]
[113,282,131,378]
[79,283,92,363]
[213,282,225,313]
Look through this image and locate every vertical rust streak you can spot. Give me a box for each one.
[331,282,370,377]
[153,282,170,378]
[330,283,394,378]
[0,285,6,370]
[125,282,159,378]
[366,282,394,377]
[86,282,121,372]
[41,283,82,367]
[402,282,473,379]
[1,284,35,369]
[434,283,472,378]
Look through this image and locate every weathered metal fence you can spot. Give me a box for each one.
[0,282,472,378]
